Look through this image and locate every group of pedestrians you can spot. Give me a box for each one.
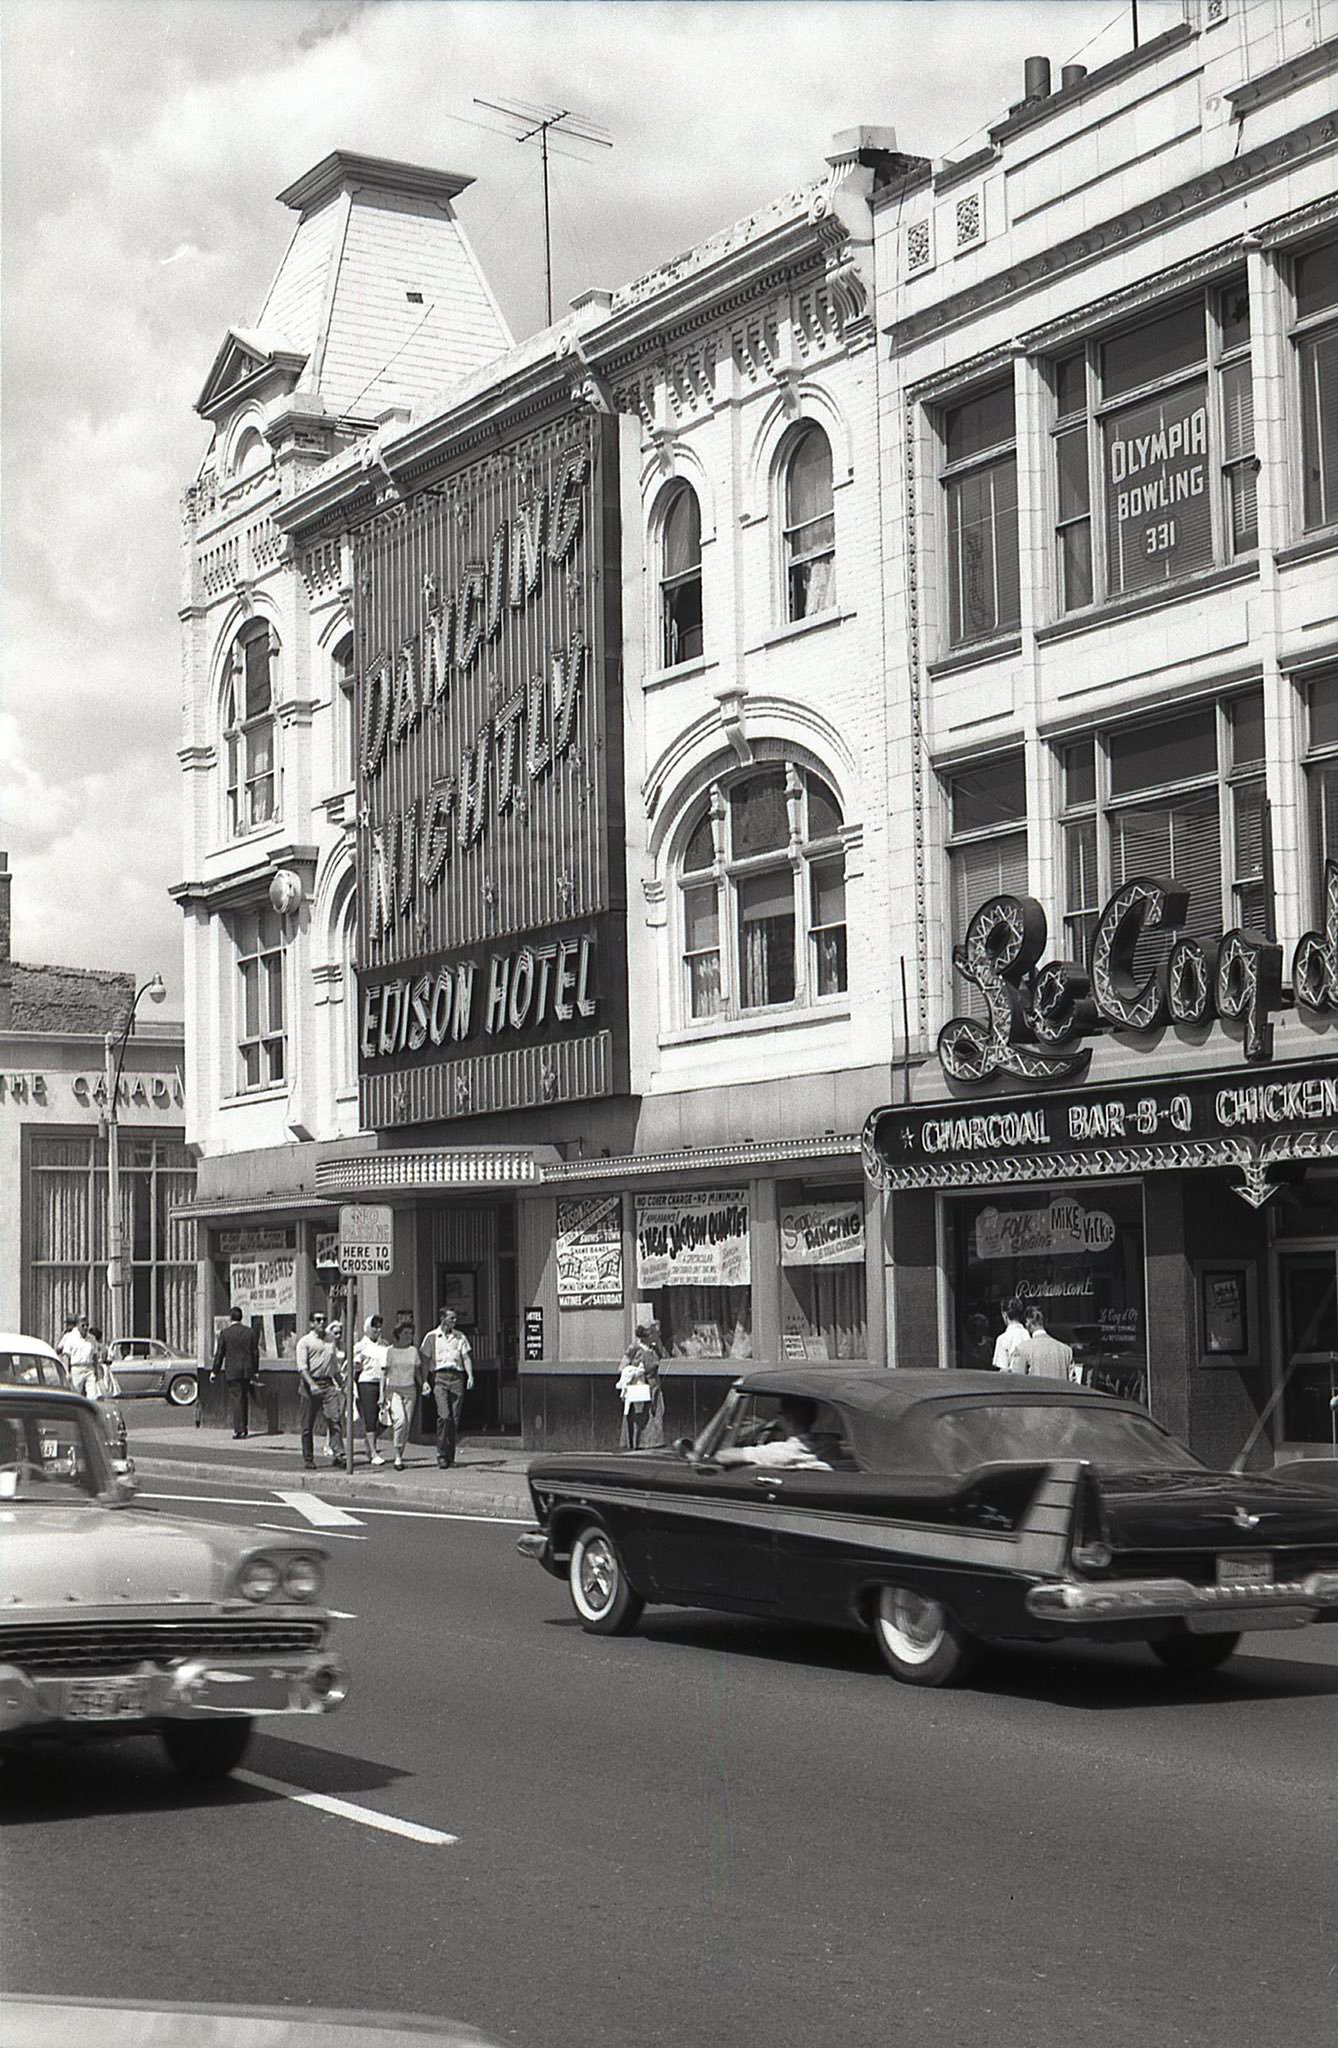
[991,1298,1080,1380]
[294,1302,474,1473]
[55,1313,119,1398]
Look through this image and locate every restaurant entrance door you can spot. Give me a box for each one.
[1278,1250,1338,1449]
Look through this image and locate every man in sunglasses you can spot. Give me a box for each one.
[295,1308,345,1469]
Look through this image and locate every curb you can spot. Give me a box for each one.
[131,1455,533,1521]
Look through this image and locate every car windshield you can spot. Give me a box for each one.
[858,1399,1206,1477]
[0,1404,105,1501]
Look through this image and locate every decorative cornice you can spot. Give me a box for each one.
[1225,33,1338,117]
[539,1133,862,1182]
[886,110,1338,353]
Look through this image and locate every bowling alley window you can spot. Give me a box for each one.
[677,761,847,1022]
[939,378,1019,647]
[1048,280,1255,611]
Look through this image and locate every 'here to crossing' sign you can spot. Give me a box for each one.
[338,1204,394,1275]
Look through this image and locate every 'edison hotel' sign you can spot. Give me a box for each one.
[353,413,628,1128]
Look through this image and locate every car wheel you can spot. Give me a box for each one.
[872,1585,978,1688]
[568,1522,644,1636]
[1150,1629,1241,1675]
[160,1717,253,1781]
[167,1374,198,1407]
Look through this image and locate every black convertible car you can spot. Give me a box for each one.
[519,1369,1338,1687]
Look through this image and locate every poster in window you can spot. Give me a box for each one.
[556,1197,623,1308]
[635,1191,750,1290]
[1202,1269,1248,1356]
[438,1269,477,1327]
[1103,379,1213,595]
[229,1255,298,1316]
[779,1202,865,1266]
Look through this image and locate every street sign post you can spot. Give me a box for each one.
[337,1206,394,1474]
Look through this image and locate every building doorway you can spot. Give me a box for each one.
[1278,1250,1338,1448]
[428,1199,518,1433]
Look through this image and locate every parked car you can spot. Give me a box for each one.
[519,1368,1338,1689]
[106,1335,200,1406]
[0,1333,131,1473]
[0,1383,347,1777]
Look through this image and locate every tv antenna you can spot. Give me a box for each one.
[472,97,613,325]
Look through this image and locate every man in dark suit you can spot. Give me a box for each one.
[212,1308,262,1437]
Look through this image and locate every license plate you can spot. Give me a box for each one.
[65,1677,150,1721]
[1216,1553,1273,1587]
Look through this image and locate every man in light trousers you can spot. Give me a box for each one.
[420,1306,473,1469]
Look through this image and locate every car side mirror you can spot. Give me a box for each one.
[674,1437,694,1459]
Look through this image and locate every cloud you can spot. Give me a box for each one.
[0,0,1184,996]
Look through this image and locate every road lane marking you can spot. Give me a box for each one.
[253,1520,366,1542]
[354,1506,530,1525]
[273,1491,364,1527]
[140,1491,275,1508]
[235,1770,457,1845]
[137,1489,526,1527]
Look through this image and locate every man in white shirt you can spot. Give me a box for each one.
[59,1315,98,1394]
[716,1397,837,1472]
[992,1298,1030,1373]
[419,1307,474,1469]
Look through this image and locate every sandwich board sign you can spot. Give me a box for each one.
[338,1204,394,1275]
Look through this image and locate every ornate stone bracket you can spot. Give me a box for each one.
[714,685,753,764]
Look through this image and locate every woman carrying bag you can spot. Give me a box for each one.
[616,1321,666,1450]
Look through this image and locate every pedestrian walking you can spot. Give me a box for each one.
[59,1314,97,1394]
[1016,1306,1079,1382]
[992,1298,1030,1373]
[382,1316,424,1471]
[212,1306,263,1437]
[295,1309,345,1468]
[354,1314,389,1466]
[86,1326,121,1399]
[419,1306,474,1469]
[616,1321,666,1449]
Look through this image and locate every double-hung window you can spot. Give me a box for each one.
[231,905,286,1091]
[1304,672,1338,917]
[941,382,1019,648]
[944,754,1027,1015]
[224,622,278,834]
[1059,693,1268,978]
[677,765,847,1022]
[660,485,703,668]
[1050,282,1256,610]
[1294,238,1338,533]
[783,425,836,620]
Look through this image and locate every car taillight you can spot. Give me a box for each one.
[1070,1467,1111,1573]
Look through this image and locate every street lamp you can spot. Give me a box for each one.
[105,974,167,1340]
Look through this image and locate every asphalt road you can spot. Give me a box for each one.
[3,1471,1337,2048]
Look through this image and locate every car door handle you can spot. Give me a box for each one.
[752,1473,782,1487]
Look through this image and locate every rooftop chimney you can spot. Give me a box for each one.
[1061,64,1089,90]
[1023,56,1052,100]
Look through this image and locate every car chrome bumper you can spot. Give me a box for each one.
[516,1528,548,1563]
[1026,1568,1338,1630]
[0,1651,349,1734]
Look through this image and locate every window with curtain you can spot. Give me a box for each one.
[332,632,356,787]
[941,381,1019,647]
[1305,672,1338,922]
[229,904,286,1091]
[659,484,703,667]
[944,754,1028,1016]
[27,1133,196,1350]
[1058,692,1267,975]
[1295,238,1338,534]
[224,621,278,835]
[1049,280,1255,613]
[779,1181,867,1360]
[783,425,836,621]
[676,763,847,1024]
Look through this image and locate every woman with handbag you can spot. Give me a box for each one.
[353,1314,389,1467]
[381,1317,423,1472]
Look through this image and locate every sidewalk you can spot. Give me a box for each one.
[130,1421,536,1519]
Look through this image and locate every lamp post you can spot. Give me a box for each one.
[104,975,167,1341]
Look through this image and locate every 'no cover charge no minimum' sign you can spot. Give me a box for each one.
[338,1204,394,1275]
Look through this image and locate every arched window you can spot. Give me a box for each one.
[223,621,278,835]
[332,633,356,786]
[232,426,268,480]
[677,762,846,1021]
[782,426,836,621]
[659,484,703,667]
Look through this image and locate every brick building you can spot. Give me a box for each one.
[0,854,194,1344]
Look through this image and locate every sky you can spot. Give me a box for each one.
[0,0,1183,1014]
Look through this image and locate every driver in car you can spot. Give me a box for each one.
[715,1396,839,1471]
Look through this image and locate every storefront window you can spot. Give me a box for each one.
[635,1190,753,1360]
[945,1184,1147,1401]
[778,1183,867,1359]
[27,1133,197,1348]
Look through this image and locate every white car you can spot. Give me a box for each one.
[106,1336,200,1406]
[0,1334,131,1471]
